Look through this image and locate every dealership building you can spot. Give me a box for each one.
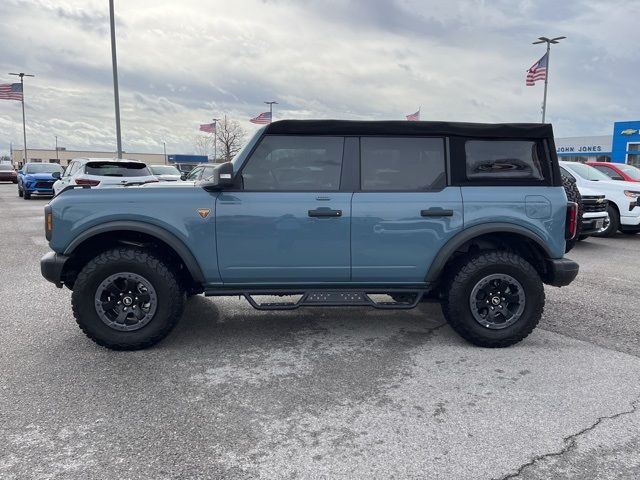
[555,120,640,166]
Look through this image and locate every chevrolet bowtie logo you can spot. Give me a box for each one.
[596,198,604,203]
[197,208,210,219]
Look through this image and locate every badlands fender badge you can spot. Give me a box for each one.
[197,208,211,219]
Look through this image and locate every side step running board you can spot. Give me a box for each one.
[241,290,426,311]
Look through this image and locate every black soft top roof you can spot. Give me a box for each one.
[265,120,554,139]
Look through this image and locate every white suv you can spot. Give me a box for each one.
[53,158,158,196]
[560,161,640,236]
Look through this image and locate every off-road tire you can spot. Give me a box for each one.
[71,247,185,350]
[441,251,545,348]
[562,175,582,252]
[593,205,619,238]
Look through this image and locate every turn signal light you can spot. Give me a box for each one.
[44,205,53,241]
[565,202,578,240]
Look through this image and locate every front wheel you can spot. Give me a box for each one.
[18,187,23,197]
[23,191,31,199]
[441,251,544,348]
[593,205,619,237]
[71,248,186,350]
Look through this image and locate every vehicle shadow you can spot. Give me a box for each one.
[165,295,448,351]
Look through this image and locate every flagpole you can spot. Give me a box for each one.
[264,101,277,123]
[9,72,34,163]
[532,36,565,124]
[212,118,219,162]
[541,42,550,123]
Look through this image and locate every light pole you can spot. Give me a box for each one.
[212,118,219,162]
[264,101,277,122]
[9,72,34,163]
[109,0,122,158]
[532,36,565,123]
[55,135,59,162]
[162,141,167,165]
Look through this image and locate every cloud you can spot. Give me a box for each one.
[0,0,637,155]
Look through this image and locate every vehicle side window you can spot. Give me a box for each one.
[241,136,344,191]
[360,137,446,191]
[201,167,215,181]
[465,140,544,181]
[62,162,74,177]
[186,166,203,181]
[560,167,575,182]
[593,165,623,180]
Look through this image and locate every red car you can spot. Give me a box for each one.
[587,161,640,183]
[0,164,18,183]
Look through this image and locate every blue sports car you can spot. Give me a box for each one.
[18,163,64,199]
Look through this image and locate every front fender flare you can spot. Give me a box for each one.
[63,220,205,284]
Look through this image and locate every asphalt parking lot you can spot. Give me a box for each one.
[1,182,639,479]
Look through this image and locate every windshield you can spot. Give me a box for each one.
[564,162,611,181]
[24,163,63,174]
[231,126,266,173]
[619,164,640,180]
[85,162,151,177]
[0,164,14,171]
[149,165,181,175]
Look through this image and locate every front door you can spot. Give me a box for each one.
[216,135,351,284]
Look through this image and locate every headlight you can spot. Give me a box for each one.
[624,190,640,198]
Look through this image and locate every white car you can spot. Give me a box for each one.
[53,158,158,196]
[147,164,183,182]
[560,161,640,236]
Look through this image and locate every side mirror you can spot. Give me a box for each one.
[180,173,187,181]
[201,162,234,191]
[51,171,61,180]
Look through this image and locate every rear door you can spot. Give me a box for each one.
[351,137,463,283]
[216,135,351,283]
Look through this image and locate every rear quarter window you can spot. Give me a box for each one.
[85,162,151,177]
[465,140,544,181]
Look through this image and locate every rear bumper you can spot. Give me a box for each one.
[40,252,69,288]
[545,258,579,287]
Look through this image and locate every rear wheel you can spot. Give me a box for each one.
[593,205,619,237]
[441,251,544,348]
[71,247,185,350]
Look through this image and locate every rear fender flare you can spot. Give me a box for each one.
[425,223,553,282]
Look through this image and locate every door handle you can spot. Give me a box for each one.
[308,208,342,218]
[421,208,454,217]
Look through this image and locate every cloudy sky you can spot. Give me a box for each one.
[0,0,638,156]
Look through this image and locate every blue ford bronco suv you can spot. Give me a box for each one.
[41,120,579,350]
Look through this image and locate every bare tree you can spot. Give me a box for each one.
[193,135,215,159]
[215,115,246,163]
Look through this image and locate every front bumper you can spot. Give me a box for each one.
[581,212,608,236]
[40,252,69,288]
[545,258,579,287]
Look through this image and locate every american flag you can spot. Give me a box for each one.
[406,109,420,121]
[250,111,272,124]
[199,123,215,133]
[526,53,548,86]
[0,83,23,101]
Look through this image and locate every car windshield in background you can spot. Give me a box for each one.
[566,162,611,181]
[149,165,180,175]
[25,164,63,174]
[85,162,151,177]
[620,164,640,180]
[0,165,14,171]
